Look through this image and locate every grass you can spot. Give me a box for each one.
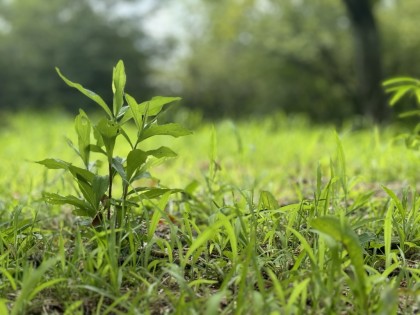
[0,111,419,314]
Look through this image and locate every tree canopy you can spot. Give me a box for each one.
[0,0,153,112]
[164,0,420,122]
[1,0,420,122]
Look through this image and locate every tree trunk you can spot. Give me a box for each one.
[342,0,388,121]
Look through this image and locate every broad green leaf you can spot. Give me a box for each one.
[128,171,152,184]
[95,118,119,160]
[125,94,142,129]
[88,144,107,155]
[36,158,70,170]
[127,147,177,181]
[112,60,126,117]
[146,146,177,159]
[112,157,127,182]
[258,190,279,210]
[140,123,192,141]
[92,175,109,207]
[117,105,130,120]
[126,149,148,180]
[74,175,96,209]
[120,106,134,125]
[140,188,182,199]
[125,147,177,181]
[75,110,91,167]
[68,165,95,183]
[56,68,112,118]
[37,159,95,185]
[118,127,134,148]
[42,193,95,217]
[138,96,181,116]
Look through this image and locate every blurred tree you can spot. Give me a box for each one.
[0,0,153,112]
[172,0,355,121]
[168,0,420,122]
[341,0,387,120]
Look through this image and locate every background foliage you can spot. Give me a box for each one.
[0,0,154,112]
[165,0,420,122]
[1,0,420,121]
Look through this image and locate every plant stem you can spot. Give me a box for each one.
[107,162,113,221]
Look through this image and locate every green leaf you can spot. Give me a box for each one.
[116,106,130,122]
[118,127,134,148]
[126,149,148,180]
[388,86,412,106]
[0,299,9,315]
[146,146,177,159]
[148,191,171,240]
[95,118,119,160]
[138,96,181,116]
[112,60,126,117]
[415,90,420,104]
[74,175,96,208]
[285,226,317,267]
[381,185,406,218]
[382,76,420,87]
[140,123,192,141]
[56,68,112,118]
[140,188,182,199]
[92,175,109,207]
[43,193,95,217]
[112,157,127,182]
[28,278,67,300]
[258,190,279,210]
[88,144,107,155]
[12,258,61,315]
[75,109,91,167]
[36,158,70,170]
[68,165,95,183]
[310,216,367,296]
[399,109,420,118]
[125,94,142,129]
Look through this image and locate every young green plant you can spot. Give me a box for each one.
[37,60,191,229]
[383,76,420,150]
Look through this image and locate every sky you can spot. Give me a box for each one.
[114,1,187,40]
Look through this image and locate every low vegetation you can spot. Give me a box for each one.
[0,63,419,314]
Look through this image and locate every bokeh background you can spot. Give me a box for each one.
[1,0,419,123]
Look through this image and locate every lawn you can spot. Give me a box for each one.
[0,111,419,314]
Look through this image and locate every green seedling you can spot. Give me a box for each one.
[37,60,191,229]
[383,76,420,150]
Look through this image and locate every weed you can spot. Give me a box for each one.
[383,76,420,150]
[37,60,191,229]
